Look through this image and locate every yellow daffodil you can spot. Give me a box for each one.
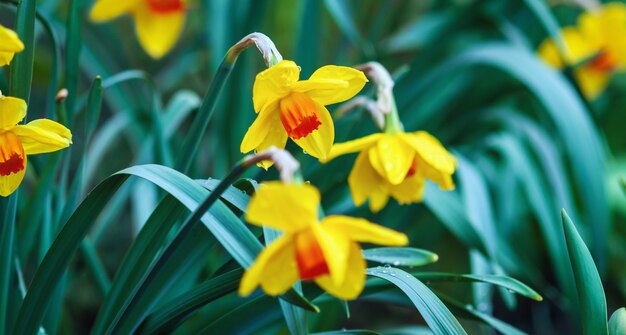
[240,60,367,168]
[323,131,456,212]
[90,0,186,59]
[0,95,72,196]
[0,24,24,66]
[538,2,626,99]
[239,182,408,300]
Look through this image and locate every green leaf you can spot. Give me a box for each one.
[86,76,103,142]
[313,331,383,335]
[367,267,467,335]
[323,0,374,57]
[411,272,542,301]
[139,269,242,334]
[363,247,439,267]
[609,308,626,335]
[561,210,608,335]
[0,195,17,334]
[9,0,36,102]
[64,0,83,119]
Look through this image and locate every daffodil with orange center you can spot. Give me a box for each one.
[0,24,24,66]
[240,60,367,168]
[0,95,72,196]
[324,129,456,212]
[90,0,186,59]
[239,182,408,300]
[538,2,626,99]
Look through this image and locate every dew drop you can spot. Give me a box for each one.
[392,261,400,266]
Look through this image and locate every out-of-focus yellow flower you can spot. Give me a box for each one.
[90,0,186,59]
[323,131,456,212]
[537,2,626,99]
[240,60,367,168]
[0,24,24,66]
[239,182,408,300]
[0,95,72,196]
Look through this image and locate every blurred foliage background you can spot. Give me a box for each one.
[1,0,626,334]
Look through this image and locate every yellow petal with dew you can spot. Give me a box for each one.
[0,96,26,131]
[322,215,409,246]
[314,242,366,300]
[245,181,319,232]
[89,0,142,21]
[13,119,72,155]
[239,235,298,296]
[292,101,334,160]
[324,133,383,162]
[292,65,368,106]
[368,134,415,185]
[313,223,350,286]
[253,60,300,113]
[132,2,185,58]
[240,107,277,153]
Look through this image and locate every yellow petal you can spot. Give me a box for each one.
[323,133,383,162]
[239,235,299,296]
[348,150,382,206]
[389,174,425,205]
[368,134,415,185]
[322,215,409,246]
[132,3,185,58]
[245,181,319,232]
[241,108,288,169]
[253,60,300,113]
[0,25,24,66]
[575,67,610,100]
[579,2,626,65]
[369,188,390,213]
[292,65,367,106]
[89,0,141,21]
[314,242,366,300]
[13,119,72,155]
[399,131,455,175]
[537,27,597,68]
[0,96,26,131]
[0,157,26,197]
[292,101,334,160]
[313,223,350,286]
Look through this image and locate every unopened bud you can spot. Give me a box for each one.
[244,147,300,183]
[227,32,283,67]
[56,88,69,103]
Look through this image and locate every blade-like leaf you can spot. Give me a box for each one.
[367,267,467,335]
[561,210,608,335]
[609,308,626,335]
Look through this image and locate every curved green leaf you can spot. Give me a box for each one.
[609,308,626,335]
[367,267,467,335]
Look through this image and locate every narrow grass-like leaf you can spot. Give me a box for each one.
[139,269,242,334]
[313,331,383,335]
[86,76,103,141]
[561,210,608,335]
[367,267,467,335]
[363,248,438,267]
[9,0,36,101]
[0,196,17,334]
[323,0,374,57]
[64,0,83,119]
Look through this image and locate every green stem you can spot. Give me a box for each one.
[175,58,236,173]
[383,99,403,134]
[0,195,18,334]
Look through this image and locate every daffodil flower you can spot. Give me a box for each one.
[239,182,408,300]
[0,95,72,196]
[538,2,626,99]
[0,24,24,66]
[324,131,456,212]
[90,0,186,59]
[240,60,367,168]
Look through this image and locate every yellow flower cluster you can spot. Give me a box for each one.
[238,59,456,299]
[538,2,626,99]
[0,26,72,197]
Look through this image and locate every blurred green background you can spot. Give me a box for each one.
[1,0,626,334]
